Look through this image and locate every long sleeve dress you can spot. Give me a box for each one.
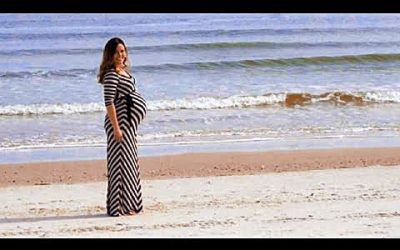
[102,69,147,216]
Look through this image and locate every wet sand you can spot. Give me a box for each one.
[1,147,400,187]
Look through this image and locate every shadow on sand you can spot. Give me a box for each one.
[0,213,110,224]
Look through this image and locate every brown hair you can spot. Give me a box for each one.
[97,37,131,84]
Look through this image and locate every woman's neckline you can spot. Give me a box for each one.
[114,69,132,79]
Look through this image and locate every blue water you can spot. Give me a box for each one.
[1,14,400,163]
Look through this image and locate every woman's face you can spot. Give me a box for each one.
[114,43,127,67]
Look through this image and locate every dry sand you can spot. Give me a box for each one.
[0,165,400,237]
[1,147,400,237]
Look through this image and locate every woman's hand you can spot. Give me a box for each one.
[113,128,123,142]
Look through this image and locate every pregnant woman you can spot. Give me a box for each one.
[97,37,147,217]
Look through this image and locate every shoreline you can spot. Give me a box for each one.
[1,146,400,187]
[2,135,400,165]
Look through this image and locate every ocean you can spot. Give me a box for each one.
[1,13,400,163]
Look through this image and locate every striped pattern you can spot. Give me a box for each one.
[103,70,147,217]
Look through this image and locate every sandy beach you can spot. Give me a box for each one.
[3,14,400,238]
[1,147,400,237]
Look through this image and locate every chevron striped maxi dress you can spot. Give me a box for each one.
[102,70,147,216]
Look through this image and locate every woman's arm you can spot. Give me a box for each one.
[106,104,123,142]
[103,71,123,142]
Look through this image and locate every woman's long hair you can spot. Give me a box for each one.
[97,37,131,84]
